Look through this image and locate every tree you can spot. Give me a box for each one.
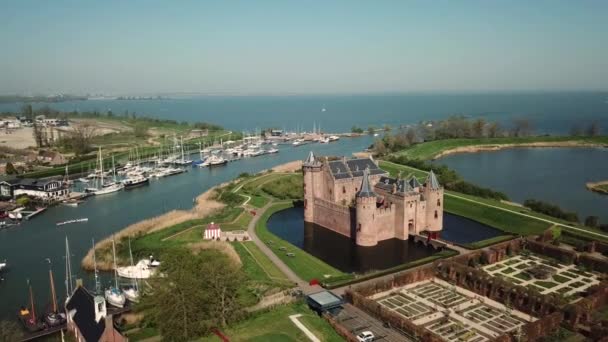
[472,118,486,138]
[587,122,600,137]
[351,126,364,134]
[511,118,533,137]
[585,216,600,228]
[405,128,417,145]
[32,121,44,147]
[487,122,502,138]
[0,320,24,341]
[367,126,375,135]
[5,162,17,174]
[140,248,244,341]
[21,104,33,120]
[69,122,97,155]
[373,139,387,156]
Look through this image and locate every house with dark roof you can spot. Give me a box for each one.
[65,285,127,342]
[303,152,444,246]
[7,178,69,200]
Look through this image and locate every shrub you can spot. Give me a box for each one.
[524,199,579,222]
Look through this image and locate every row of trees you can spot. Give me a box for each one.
[371,116,603,156]
[523,199,579,222]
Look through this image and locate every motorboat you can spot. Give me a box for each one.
[319,137,330,144]
[292,139,305,146]
[267,148,279,154]
[116,259,156,279]
[0,260,6,272]
[328,135,340,141]
[86,182,124,195]
[122,175,150,189]
[201,155,227,167]
[122,286,140,303]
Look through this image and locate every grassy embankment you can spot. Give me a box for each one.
[198,301,343,342]
[587,181,608,195]
[393,136,608,160]
[379,160,608,245]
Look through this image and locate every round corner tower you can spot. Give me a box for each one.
[424,170,444,237]
[302,151,322,223]
[355,168,378,246]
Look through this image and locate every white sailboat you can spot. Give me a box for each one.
[105,237,126,308]
[121,237,140,303]
[85,149,124,195]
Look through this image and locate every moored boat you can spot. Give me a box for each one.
[122,175,150,189]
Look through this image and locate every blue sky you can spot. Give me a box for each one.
[1,1,607,94]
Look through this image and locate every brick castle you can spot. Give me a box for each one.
[302,152,443,246]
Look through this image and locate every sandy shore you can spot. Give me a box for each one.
[433,141,608,160]
[81,160,301,271]
[586,180,608,195]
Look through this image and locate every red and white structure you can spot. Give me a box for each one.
[204,222,222,240]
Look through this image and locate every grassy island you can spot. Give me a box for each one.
[587,180,608,195]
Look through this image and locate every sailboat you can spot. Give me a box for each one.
[18,280,44,332]
[44,259,66,327]
[173,136,193,166]
[105,236,126,308]
[65,236,74,303]
[86,148,124,195]
[122,237,140,303]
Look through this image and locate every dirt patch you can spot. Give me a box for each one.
[272,160,302,173]
[433,141,608,160]
[0,127,37,149]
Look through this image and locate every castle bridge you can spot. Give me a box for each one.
[411,234,447,250]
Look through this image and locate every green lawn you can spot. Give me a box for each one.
[392,136,608,160]
[199,301,343,342]
[255,203,347,282]
[378,160,428,179]
[235,241,291,282]
[222,211,254,231]
[247,194,270,208]
[261,174,304,200]
[445,195,549,236]
[463,235,514,249]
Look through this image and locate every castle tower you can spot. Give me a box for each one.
[423,170,443,238]
[302,151,322,222]
[356,168,378,246]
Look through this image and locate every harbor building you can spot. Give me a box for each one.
[302,152,443,246]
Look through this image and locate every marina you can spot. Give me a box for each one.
[0,135,374,320]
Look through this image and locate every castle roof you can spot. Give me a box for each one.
[427,170,441,190]
[409,177,422,189]
[328,157,385,180]
[303,151,322,167]
[357,168,376,198]
[376,176,412,194]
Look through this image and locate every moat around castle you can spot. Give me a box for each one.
[267,206,503,273]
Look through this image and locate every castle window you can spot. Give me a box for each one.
[342,186,346,194]
[437,199,441,206]
[357,223,361,232]
[410,203,413,208]
[434,210,438,219]
[304,199,307,209]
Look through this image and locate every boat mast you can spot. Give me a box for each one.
[181,136,185,163]
[28,279,36,322]
[47,259,58,313]
[92,239,101,294]
[112,236,119,289]
[128,237,138,292]
[98,147,104,187]
[112,154,117,182]
[64,236,73,298]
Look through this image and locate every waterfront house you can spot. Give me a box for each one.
[6,178,69,200]
[0,180,14,200]
[65,285,127,342]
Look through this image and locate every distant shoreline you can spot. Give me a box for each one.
[433,140,608,160]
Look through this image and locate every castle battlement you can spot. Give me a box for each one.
[303,151,444,246]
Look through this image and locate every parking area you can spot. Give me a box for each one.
[333,303,415,342]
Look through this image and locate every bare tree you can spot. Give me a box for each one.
[511,118,533,137]
[405,127,417,145]
[70,122,98,155]
[373,139,387,156]
[487,122,502,138]
[587,122,600,137]
[32,122,44,147]
[472,118,486,138]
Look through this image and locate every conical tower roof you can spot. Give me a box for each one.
[427,170,440,190]
[357,168,376,198]
[303,151,321,167]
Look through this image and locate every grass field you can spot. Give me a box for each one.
[261,174,304,200]
[378,160,428,179]
[392,136,608,160]
[199,301,343,342]
[255,202,348,282]
[234,241,291,282]
[222,211,254,231]
[445,195,550,235]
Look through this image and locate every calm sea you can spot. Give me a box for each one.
[1,92,607,134]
